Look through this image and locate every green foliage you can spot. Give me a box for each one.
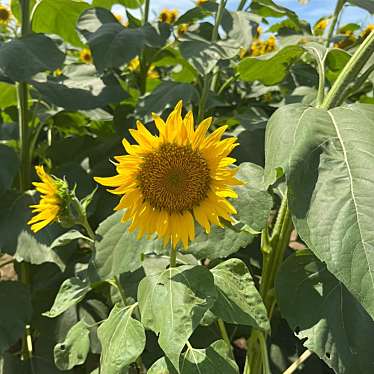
[97,303,146,373]
[276,251,374,373]
[2,0,374,373]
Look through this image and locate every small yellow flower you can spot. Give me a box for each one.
[159,9,178,24]
[54,68,63,77]
[114,13,124,24]
[256,26,263,36]
[334,34,356,49]
[314,18,329,34]
[79,48,92,64]
[196,0,208,5]
[361,24,374,39]
[177,23,189,36]
[250,39,266,56]
[94,101,241,249]
[264,35,276,53]
[147,66,159,79]
[128,56,140,72]
[0,5,11,24]
[28,166,63,233]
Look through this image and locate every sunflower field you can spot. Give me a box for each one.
[1,0,374,373]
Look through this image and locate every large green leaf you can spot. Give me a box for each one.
[187,224,254,260]
[348,0,374,13]
[54,321,90,370]
[15,231,65,271]
[32,0,90,46]
[238,45,304,86]
[31,65,127,110]
[136,81,199,116]
[0,34,64,82]
[148,340,239,374]
[264,103,374,320]
[0,281,32,354]
[43,277,91,318]
[93,0,144,8]
[0,144,18,196]
[211,258,270,330]
[97,303,146,373]
[137,265,217,369]
[234,162,273,232]
[77,8,145,71]
[276,251,374,373]
[88,210,163,282]
[0,83,17,108]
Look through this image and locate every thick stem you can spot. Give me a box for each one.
[217,319,231,346]
[197,0,227,121]
[325,0,345,47]
[283,350,313,374]
[169,247,177,268]
[237,0,247,11]
[321,30,374,109]
[142,0,150,25]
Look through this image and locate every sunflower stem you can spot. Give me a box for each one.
[237,0,247,11]
[169,247,177,268]
[321,30,374,109]
[142,0,150,25]
[217,318,231,346]
[325,0,345,47]
[197,0,227,122]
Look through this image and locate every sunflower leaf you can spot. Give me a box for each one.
[138,265,217,370]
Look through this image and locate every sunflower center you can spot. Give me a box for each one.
[137,143,211,213]
[0,8,10,21]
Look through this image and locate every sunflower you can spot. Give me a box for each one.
[159,9,178,24]
[128,56,159,79]
[361,24,374,39]
[94,101,241,249]
[79,48,92,64]
[314,18,329,35]
[196,0,208,5]
[0,5,11,24]
[28,166,63,233]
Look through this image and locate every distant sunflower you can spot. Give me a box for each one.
[0,5,11,24]
[28,166,63,233]
[159,9,178,24]
[95,101,241,249]
[361,24,374,39]
[79,48,92,64]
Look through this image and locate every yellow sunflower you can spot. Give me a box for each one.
[361,24,374,39]
[28,166,63,233]
[159,9,178,24]
[79,48,92,64]
[94,101,241,249]
[0,5,11,24]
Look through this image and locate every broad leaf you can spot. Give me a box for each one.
[31,65,127,110]
[211,259,270,330]
[136,81,199,116]
[148,340,239,374]
[187,224,254,260]
[93,0,144,8]
[264,103,374,320]
[54,321,90,370]
[348,0,374,13]
[0,144,19,196]
[238,45,304,86]
[0,281,32,354]
[88,210,163,282]
[276,251,374,373]
[97,304,146,372]
[43,277,91,318]
[234,162,273,232]
[50,229,92,249]
[0,82,17,108]
[0,34,64,82]
[32,0,90,46]
[137,265,217,368]
[15,231,65,271]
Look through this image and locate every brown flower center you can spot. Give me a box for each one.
[137,143,211,213]
[0,8,10,22]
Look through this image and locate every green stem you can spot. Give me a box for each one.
[81,215,96,241]
[169,247,177,267]
[237,0,247,11]
[113,276,127,305]
[217,319,231,346]
[142,0,150,25]
[197,0,227,122]
[322,30,374,109]
[325,0,345,47]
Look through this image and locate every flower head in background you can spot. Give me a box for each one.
[28,166,65,233]
[79,48,92,64]
[361,24,374,39]
[177,23,189,37]
[0,5,11,24]
[314,18,329,35]
[95,101,241,249]
[128,56,159,79]
[196,0,208,5]
[159,9,178,24]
